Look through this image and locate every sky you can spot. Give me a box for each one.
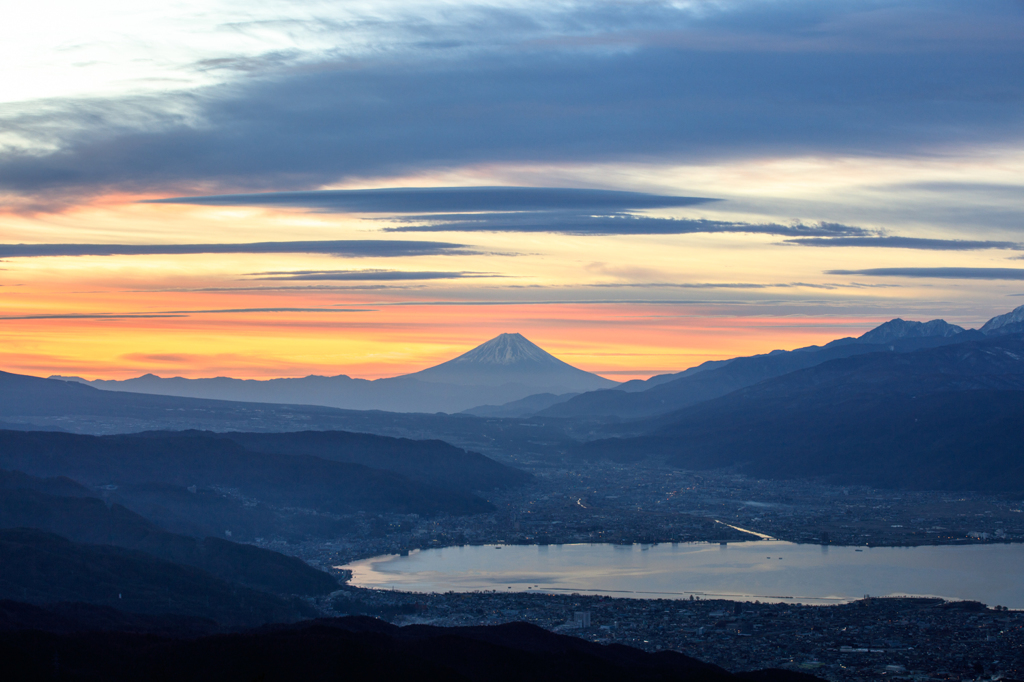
[1,0,1023,381]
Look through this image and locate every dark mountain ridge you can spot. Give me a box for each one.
[0,368,579,469]
[461,391,580,417]
[539,329,977,420]
[0,612,822,682]
[209,429,532,493]
[546,308,1017,421]
[0,599,220,637]
[483,314,1019,420]
[0,482,338,596]
[0,468,92,497]
[0,368,347,433]
[0,430,495,516]
[0,529,313,627]
[578,334,1024,492]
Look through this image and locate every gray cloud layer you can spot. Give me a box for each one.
[0,2,1020,203]
[148,187,712,213]
[0,241,471,258]
[586,281,895,290]
[788,237,1024,251]
[827,268,1024,280]
[386,213,871,237]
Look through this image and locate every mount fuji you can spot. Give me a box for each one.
[405,333,612,388]
[54,333,616,414]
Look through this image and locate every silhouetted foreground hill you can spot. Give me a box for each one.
[210,429,532,492]
[0,529,314,627]
[0,485,337,596]
[578,336,1024,492]
[0,468,92,497]
[0,430,494,516]
[0,599,219,636]
[0,613,823,682]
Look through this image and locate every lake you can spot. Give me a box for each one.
[345,540,1024,608]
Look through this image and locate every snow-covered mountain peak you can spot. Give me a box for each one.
[447,333,564,367]
[981,304,1024,334]
[405,333,616,390]
[858,318,964,344]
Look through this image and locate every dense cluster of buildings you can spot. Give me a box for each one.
[318,588,1023,682]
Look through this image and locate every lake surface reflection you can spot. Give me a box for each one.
[346,541,1024,608]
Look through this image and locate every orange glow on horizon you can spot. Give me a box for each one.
[3,177,1021,384]
[0,298,900,382]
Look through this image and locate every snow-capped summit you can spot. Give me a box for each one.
[441,333,566,367]
[981,304,1024,335]
[405,333,616,389]
[858,318,964,344]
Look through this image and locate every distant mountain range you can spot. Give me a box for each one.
[578,329,1024,492]
[3,304,1024,494]
[38,311,1021,421]
[488,311,1020,419]
[54,333,616,414]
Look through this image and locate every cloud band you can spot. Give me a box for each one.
[0,240,471,259]
[826,267,1024,280]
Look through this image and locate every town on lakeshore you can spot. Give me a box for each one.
[320,589,1023,682]
[278,463,1024,571]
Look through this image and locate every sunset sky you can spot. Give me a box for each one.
[2,0,1022,381]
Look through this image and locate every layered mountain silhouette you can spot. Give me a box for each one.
[498,317,984,419]
[4,305,1024,497]
[0,472,338,597]
[0,430,502,521]
[0,528,314,627]
[578,332,1024,492]
[56,333,616,414]
[215,430,531,492]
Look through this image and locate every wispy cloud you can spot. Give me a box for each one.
[0,240,472,258]
[120,353,193,363]
[826,267,1024,280]
[386,213,871,237]
[147,187,713,213]
[245,269,497,281]
[128,285,432,292]
[788,237,1023,251]
[0,307,370,321]
[585,281,896,290]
